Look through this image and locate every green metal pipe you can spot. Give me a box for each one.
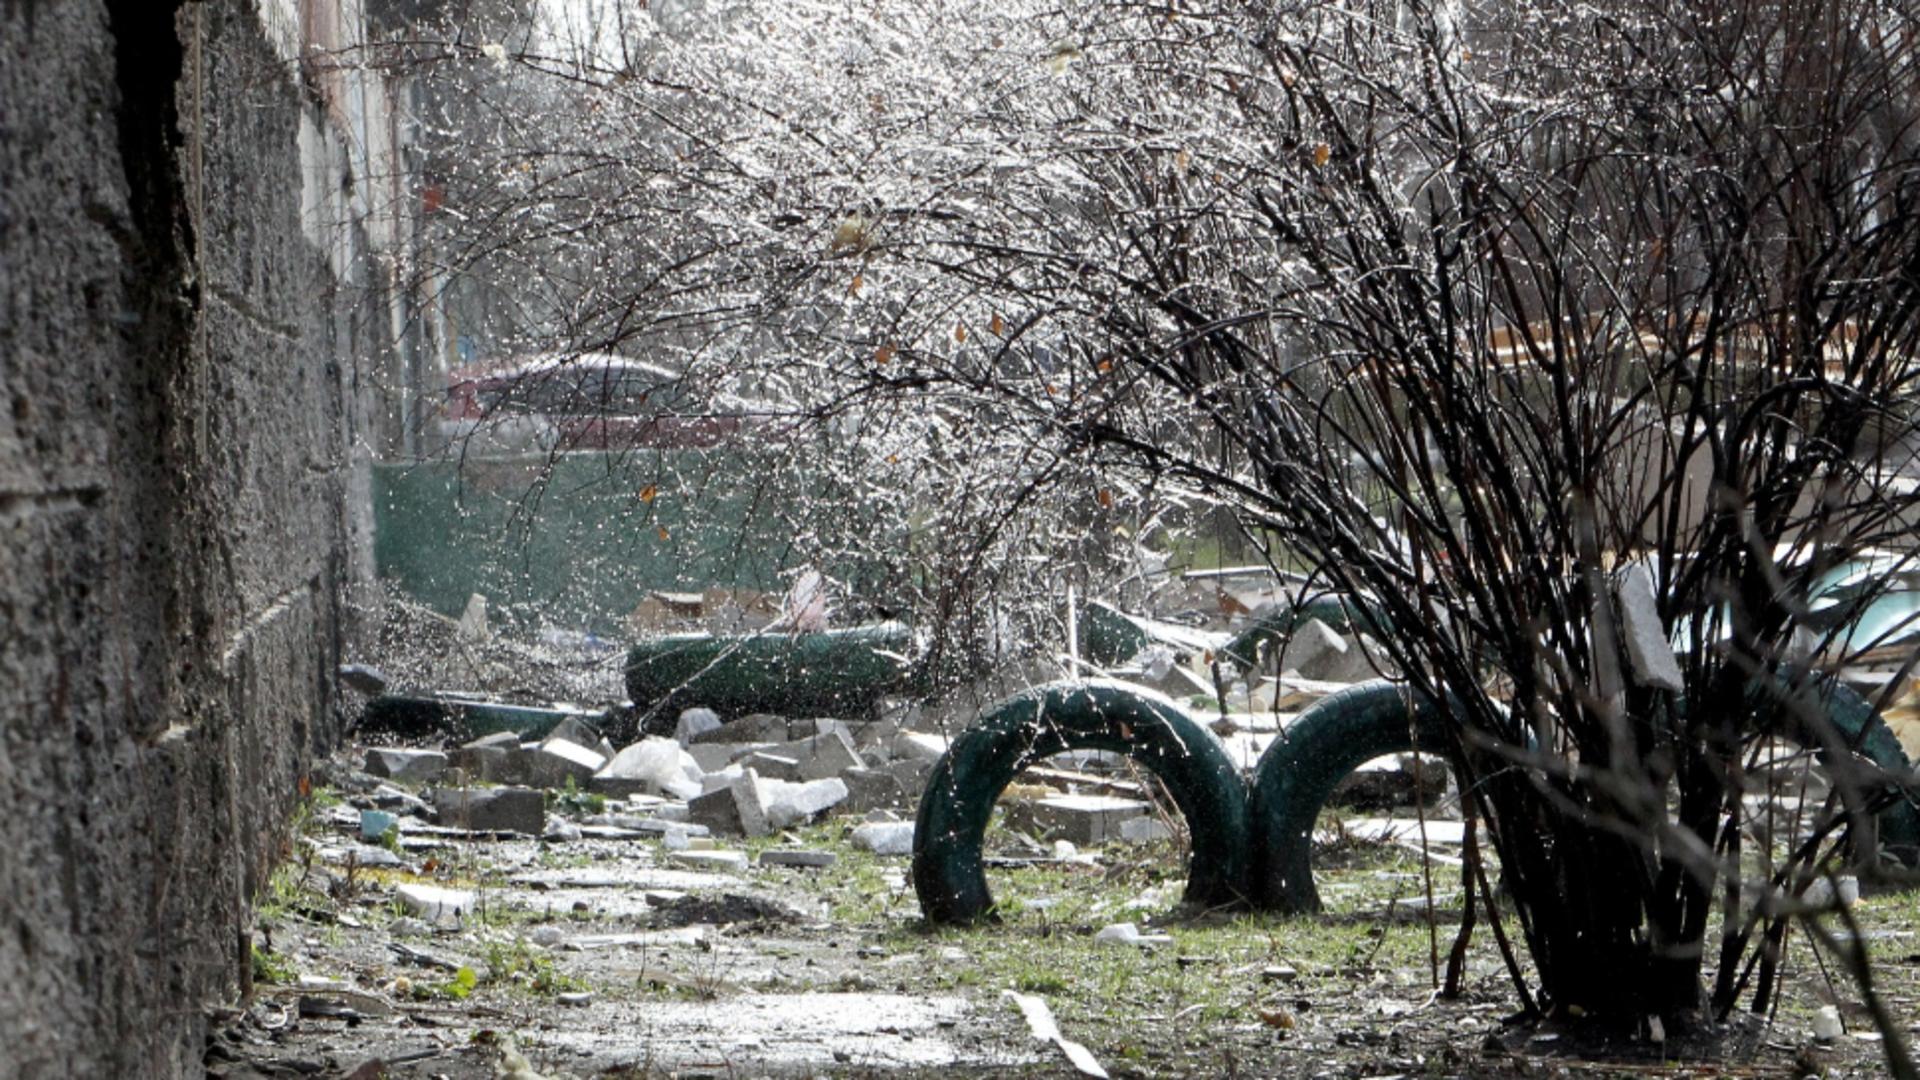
[912,680,1250,924]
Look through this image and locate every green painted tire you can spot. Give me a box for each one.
[1249,676,1919,914]
[912,680,1251,924]
[1764,678,1919,863]
[1248,681,1452,913]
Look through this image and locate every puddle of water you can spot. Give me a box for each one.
[539,992,987,1071]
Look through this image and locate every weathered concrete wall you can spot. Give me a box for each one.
[0,2,394,1075]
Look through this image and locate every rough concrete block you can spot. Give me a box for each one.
[669,849,750,873]
[739,750,804,782]
[1617,563,1684,692]
[687,742,766,773]
[841,767,909,813]
[687,771,770,837]
[1029,794,1151,845]
[890,731,950,763]
[676,707,722,745]
[1119,816,1174,844]
[1279,617,1348,675]
[363,747,449,783]
[525,738,607,789]
[545,715,605,749]
[851,821,916,855]
[691,713,792,745]
[759,849,838,869]
[432,787,546,834]
[447,744,513,781]
[762,777,849,829]
[798,727,863,781]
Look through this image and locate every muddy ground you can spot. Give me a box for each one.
[210,757,1920,1079]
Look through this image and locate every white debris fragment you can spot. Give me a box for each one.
[851,821,916,856]
[1092,922,1170,946]
[1005,990,1109,1078]
[597,738,702,800]
[1615,563,1684,691]
[761,777,850,829]
[394,883,475,922]
[456,592,491,644]
[1813,1004,1844,1041]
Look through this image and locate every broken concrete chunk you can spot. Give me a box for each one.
[465,731,521,751]
[691,713,792,745]
[432,786,545,834]
[841,767,909,813]
[758,849,837,869]
[447,745,513,782]
[675,707,722,745]
[1026,794,1151,845]
[851,820,916,856]
[544,714,604,750]
[686,742,766,773]
[798,727,863,781]
[1279,617,1348,676]
[525,738,607,789]
[739,750,804,782]
[687,771,770,838]
[762,777,849,829]
[1119,816,1174,844]
[363,748,449,784]
[1616,563,1684,692]
[395,883,475,922]
[889,732,949,763]
[668,849,749,873]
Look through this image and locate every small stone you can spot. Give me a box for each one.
[1261,964,1298,983]
[851,821,915,856]
[529,926,565,947]
[543,820,582,842]
[363,748,449,783]
[758,849,837,869]
[556,991,593,1007]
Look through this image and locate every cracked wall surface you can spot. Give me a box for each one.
[0,2,392,1074]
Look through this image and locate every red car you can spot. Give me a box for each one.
[441,353,761,452]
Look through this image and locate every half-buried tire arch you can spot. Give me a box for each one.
[1249,677,1920,914]
[912,680,1250,925]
